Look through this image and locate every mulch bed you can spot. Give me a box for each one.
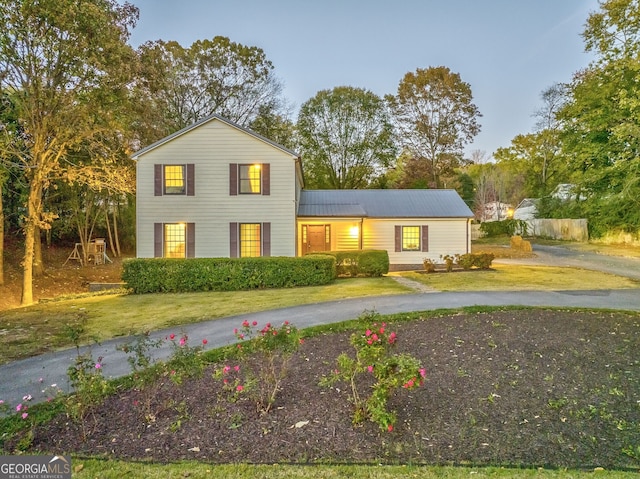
[10,309,640,470]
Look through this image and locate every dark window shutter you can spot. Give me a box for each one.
[421,225,429,252]
[262,163,270,196]
[154,223,163,257]
[262,222,271,257]
[394,225,401,252]
[230,222,238,257]
[186,164,195,196]
[229,163,238,196]
[186,223,195,257]
[154,165,163,196]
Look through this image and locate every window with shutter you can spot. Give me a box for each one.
[230,163,270,195]
[395,225,424,252]
[154,164,195,196]
[153,222,195,258]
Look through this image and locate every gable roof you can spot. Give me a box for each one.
[298,189,474,218]
[131,113,300,160]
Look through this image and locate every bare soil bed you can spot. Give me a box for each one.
[11,309,640,470]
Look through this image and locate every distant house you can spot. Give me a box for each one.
[132,114,474,271]
[480,201,513,222]
[513,198,539,220]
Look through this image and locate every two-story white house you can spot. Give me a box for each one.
[133,114,474,271]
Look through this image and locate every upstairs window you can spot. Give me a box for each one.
[164,165,185,194]
[229,163,270,196]
[239,164,262,194]
[154,164,195,196]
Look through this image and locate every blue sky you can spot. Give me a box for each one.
[127,0,600,158]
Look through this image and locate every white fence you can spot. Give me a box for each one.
[472,219,589,242]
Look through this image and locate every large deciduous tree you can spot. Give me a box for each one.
[557,0,640,236]
[387,66,481,188]
[135,36,288,144]
[0,0,138,305]
[297,86,397,189]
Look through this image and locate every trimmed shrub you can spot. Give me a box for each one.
[455,253,475,270]
[473,253,495,269]
[122,256,336,294]
[451,253,496,271]
[480,219,528,237]
[423,258,436,273]
[322,250,389,277]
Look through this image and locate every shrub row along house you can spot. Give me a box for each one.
[132,114,474,271]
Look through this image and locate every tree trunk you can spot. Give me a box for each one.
[21,177,44,306]
[112,204,121,257]
[33,225,44,277]
[21,222,34,305]
[105,204,117,258]
[0,185,4,286]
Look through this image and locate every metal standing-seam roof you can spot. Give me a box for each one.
[298,189,474,218]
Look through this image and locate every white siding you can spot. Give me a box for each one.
[364,218,470,265]
[296,217,471,266]
[136,119,298,258]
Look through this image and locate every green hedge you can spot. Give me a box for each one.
[320,250,389,277]
[479,219,528,237]
[122,256,337,294]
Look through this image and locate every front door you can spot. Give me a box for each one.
[303,224,330,254]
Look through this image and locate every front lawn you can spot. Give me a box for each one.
[0,277,410,364]
[397,264,639,291]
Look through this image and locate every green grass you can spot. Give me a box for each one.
[71,459,637,478]
[3,261,639,364]
[0,277,411,364]
[397,264,640,291]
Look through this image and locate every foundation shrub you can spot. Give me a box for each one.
[324,250,389,277]
[122,256,336,294]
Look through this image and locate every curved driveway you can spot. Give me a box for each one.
[1,244,639,410]
[496,243,640,281]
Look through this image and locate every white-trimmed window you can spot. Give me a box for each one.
[239,165,262,194]
[394,225,429,252]
[240,223,261,257]
[154,223,195,257]
[402,226,420,251]
[229,163,270,196]
[164,223,186,257]
[229,222,271,257]
[154,164,195,196]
